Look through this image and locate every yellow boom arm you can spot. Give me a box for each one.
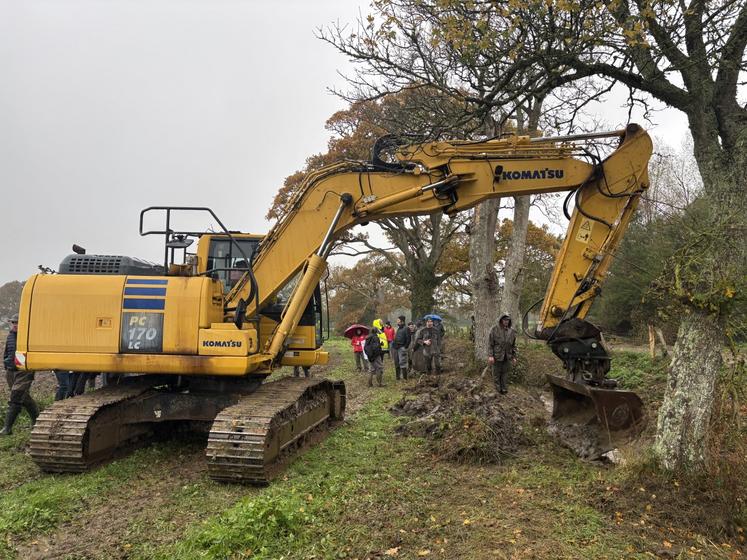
[236,124,651,364]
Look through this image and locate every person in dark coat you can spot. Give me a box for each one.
[364,327,385,387]
[54,370,72,401]
[406,322,418,372]
[488,314,517,394]
[413,318,442,374]
[391,315,412,380]
[1,314,39,435]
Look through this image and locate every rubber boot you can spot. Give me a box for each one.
[368,373,374,387]
[24,399,39,426]
[0,404,22,436]
[394,363,401,380]
[377,373,384,387]
[402,368,409,380]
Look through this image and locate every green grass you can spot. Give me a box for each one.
[0,444,191,558]
[609,350,668,390]
[145,386,408,559]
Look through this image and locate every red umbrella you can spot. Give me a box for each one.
[344,324,369,338]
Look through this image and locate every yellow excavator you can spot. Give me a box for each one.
[13,124,652,481]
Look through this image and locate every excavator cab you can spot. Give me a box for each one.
[198,234,261,294]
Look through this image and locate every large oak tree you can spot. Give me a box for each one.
[324,0,747,470]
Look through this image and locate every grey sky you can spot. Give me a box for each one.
[0,1,690,285]
[0,0,366,283]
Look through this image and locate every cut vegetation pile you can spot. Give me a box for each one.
[390,373,546,464]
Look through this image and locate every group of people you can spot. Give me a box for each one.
[350,311,517,394]
[350,314,446,387]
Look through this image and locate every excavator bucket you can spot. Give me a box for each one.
[546,374,645,458]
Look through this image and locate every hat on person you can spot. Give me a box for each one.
[10,314,18,323]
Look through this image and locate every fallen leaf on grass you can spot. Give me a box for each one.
[417,550,431,557]
[384,547,400,557]
[663,541,673,549]
[463,519,472,526]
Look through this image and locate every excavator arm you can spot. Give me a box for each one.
[243,124,651,372]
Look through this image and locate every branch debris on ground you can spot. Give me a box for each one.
[390,373,546,464]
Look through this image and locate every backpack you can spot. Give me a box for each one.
[364,335,382,361]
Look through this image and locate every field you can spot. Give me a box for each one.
[0,336,743,559]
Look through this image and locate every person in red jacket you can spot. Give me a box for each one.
[383,320,396,363]
[350,328,369,372]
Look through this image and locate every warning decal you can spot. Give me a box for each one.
[575,219,593,243]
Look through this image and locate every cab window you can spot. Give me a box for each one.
[206,238,258,293]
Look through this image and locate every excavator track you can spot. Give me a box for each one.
[29,381,161,473]
[206,377,346,484]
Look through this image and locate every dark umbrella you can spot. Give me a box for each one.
[423,314,443,322]
[344,324,370,338]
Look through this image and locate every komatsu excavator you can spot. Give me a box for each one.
[13,124,651,481]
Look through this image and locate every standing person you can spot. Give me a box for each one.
[383,321,396,362]
[1,315,39,435]
[363,327,385,387]
[406,322,418,373]
[413,318,442,375]
[54,370,72,401]
[372,319,389,357]
[488,314,517,395]
[68,372,96,397]
[392,315,412,380]
[433,317,446,354]
[350,328,368,372]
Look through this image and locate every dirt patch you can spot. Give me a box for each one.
[17,445,209,560]
[390,373,546,464]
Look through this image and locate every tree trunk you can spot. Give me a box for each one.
[499,97,542,327]
[647,324,656,359]
[652,115,744,472]
[500,195,531,322]
[410,266,440,321]
[654,310,723,471]
[469,199,500,362]
[655,327,669,357]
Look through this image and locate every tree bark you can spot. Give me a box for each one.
[410,265,440,321]
[654,310,723,471]
[652,116,745,472]
[655,327,669,357]
[469,199,500,362]
[647,324,657,359]
[500,195,531,323]
[500,97,542,327]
